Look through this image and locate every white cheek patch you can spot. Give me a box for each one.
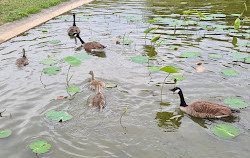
[175,89,180,93]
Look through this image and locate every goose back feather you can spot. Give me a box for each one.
[16,49,29,67]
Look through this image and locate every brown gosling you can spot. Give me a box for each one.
[74,33,106,52]
[67,13,80,36]
[89,70,105,91]
[170,87,240,118]
[16,48,29,67]
[90,85,105,110]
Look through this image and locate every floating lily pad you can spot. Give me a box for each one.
[211,124,240,139]
[46,110,72,122]
[67,87,80,93]
[181,52,201,58]
[74,53,91,59]
[210,14,226,18]
[168,46,178,50]
[50,40,61,44]
[148,66,160,72]
[200,17,213,21]
[81,16,93,19]
[181,30,189,34]
[224,98,248,109]
[166,35,175,39]
[48,55,55,58]
[122,40,134,44]
[208,54,222,58]
[221,69,238,76]
[160,66,180,73]
[40,59,57,66]
[228,29,239,33]
[106,83,117,88]
[0,129,11,138]
[228,53,247,59]
[245,57,250,62]
[231,14,241,17]
[89,37,100,41]
[144,19,157,23]
[30,140,51,154]
[171,75,184,81]
[131,56,148,63]
[63,56,82,66]
[236,43,248,47]
[43,67,60,74]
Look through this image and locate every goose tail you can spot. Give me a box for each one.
[230,108,240,113]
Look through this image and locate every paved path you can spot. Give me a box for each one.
[0,0,93,44]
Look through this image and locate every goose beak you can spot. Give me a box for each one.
[170,88,175,92]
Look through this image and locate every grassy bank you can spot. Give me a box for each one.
[0,0,70,26]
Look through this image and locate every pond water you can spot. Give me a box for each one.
[0,0,250,157]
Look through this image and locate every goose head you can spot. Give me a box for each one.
[170,87,181,93]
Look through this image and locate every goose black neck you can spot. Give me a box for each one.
[76,34,85,44]
[178,90,188,107]
[73,14,76,26]
[22,49,26,58]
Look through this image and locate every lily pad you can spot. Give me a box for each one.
[144,19,157,23]
[160,66,180,73]
[236,43,248,47]
[81,16,93,19]
[171,75,184,81]
[231,14,241,17]
[46,110,72,122]
[200,17,213,21]
[0,129,11,138]
[131,56,148,63]
[224,98,248,109]
[67,87,80,93]
[221,69,238,76]
[168,46,178,50]
[245,57,250,62]
[211,124,240,139]
[50,40,61,44]
[89,37,100,41]
[151,35,161,43]
[63,56,82,66]
[106,83,117,88]
[30,140,51,154]
[210,14,226,18]
[74,53,91,59]
[122,40,134,44]
[181,52,201,58]
[208,54,222,58]
[43,67,60,74]
[148,66,160,72]
[228,53,247,59]
[40,59,57,66]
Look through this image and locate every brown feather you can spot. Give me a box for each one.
[90,88,105,110]
[82,42,106,52]
[90,79,105,91]
[67,26,80,36]
[16,49,29,67]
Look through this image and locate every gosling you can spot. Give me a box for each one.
[170,87,240,118]
[16,48,29,67]
[89,70,105,91]
[67,13,80,36]
[74,33,106,52]
[90,85,105,110]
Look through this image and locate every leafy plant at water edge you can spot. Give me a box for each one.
[211,124,240,139]
[0,129,11,138]
[30,140,51,154]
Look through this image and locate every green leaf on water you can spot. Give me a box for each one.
[67,87,80,93]
[211,124,240,139]
[131,56,148,63]
[171,75,184,81]
[122,40,134,44]
[63,56,82,66]
[46,110,72,122]
[210,14,226,18]
[144,19,157,23]
[144,28,154,34]
[0,129,11,138]
[43,67,60,74]
[81,16,93,19]
[221,69,238,76]
[200,17,213,21]
[224,98,248,109]
[157,41,164,46]
[234,18,241,30]
[48,55,55,58]
[106,83,117,88]
[181,52,201,58]
[74,53,91,59]
[228,53,247,59]
[236,43,248,47]
[208,54,222,58]
[245,57,250,62]
[168,46,178,50]
[148,66,160,72]
[151,35,161,43]
[50,40,61,44]
[89,37,100,41]
[160,66,180,73]
[231,14,241,17]
[40,59,57,66]
[30,141,51,154]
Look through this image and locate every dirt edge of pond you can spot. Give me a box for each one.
[0,0,94,44]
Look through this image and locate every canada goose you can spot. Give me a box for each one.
[74,33,106,52]
[16,48,29,67]
[90,85,105,110]
[67,13,80,36]
[89,70,105,90]
[170,87,240,118]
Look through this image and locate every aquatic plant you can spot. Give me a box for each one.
[224,98,248,109]
[46,110,72,122]
[30,140,51,158]
[131,56,149,63]
[211,124,240,139]
[122,30,134,44]
[120,105,129,134]
[0,129,11,138]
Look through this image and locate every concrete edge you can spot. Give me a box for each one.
[0,0,94,44]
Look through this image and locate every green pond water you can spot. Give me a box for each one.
[0,0,249,157]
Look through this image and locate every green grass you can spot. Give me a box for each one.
[0,0,70,26]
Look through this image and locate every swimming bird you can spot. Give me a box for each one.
[89,70,105,91]
[90,85,105,110]
[74,33,106,52]
[170,87,240,118]
[16,48,29,67]
[67,13,80,36]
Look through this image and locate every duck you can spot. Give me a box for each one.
[89,70,105,91]
[73,33,106,52]
[16,48,29,67]
[170,87,240,118]
[90,85,105,110]
[67,13,80,36]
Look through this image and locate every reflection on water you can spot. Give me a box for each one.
[143,45,157,57]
